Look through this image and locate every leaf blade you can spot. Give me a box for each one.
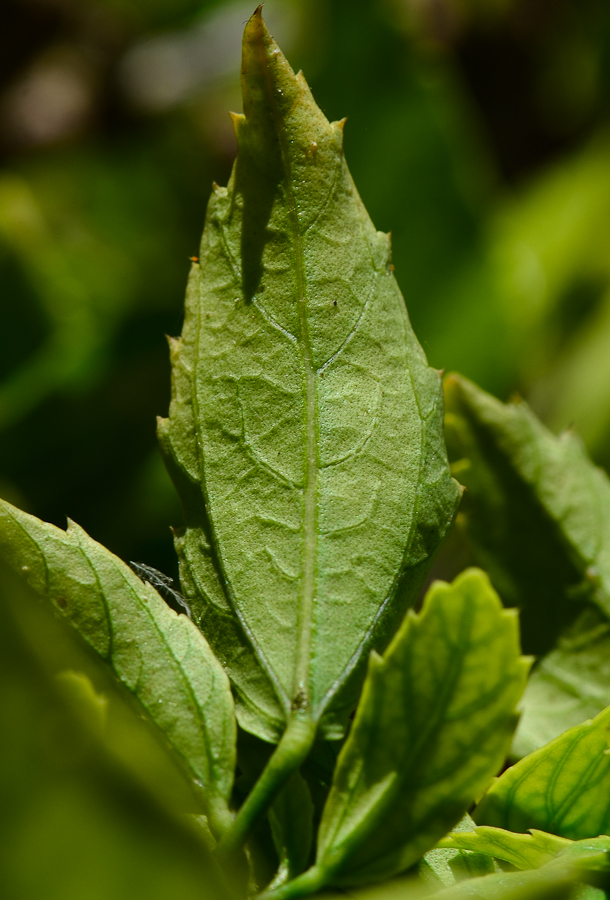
[444,374,610,755]
[475,704,610,839]
[0,497,236,836]
[159,9,460,742]
[313,568,530,886]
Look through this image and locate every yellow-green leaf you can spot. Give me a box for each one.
[0,497,235,838]
[267,570,528,898]
[475,705,610,839]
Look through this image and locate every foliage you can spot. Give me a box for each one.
[3,4,610,900]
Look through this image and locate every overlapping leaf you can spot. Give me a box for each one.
[0,497,235,837]
[271,569,528,895]
[444,373,610,655]
[421,815,496,887]
[158,8,460,744]
[475,705,610,839]
[513,605,610,759]
[439,827,572,869]
[444,373,610,757]
[268,771,314,886]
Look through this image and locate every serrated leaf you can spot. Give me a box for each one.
[439,827,572,869]
[430,850,609,900]
[158,8,460,744]
[444,373,610,657]
[475,705,610,839]
[279,569,528,894]
[421,815,497,887]
[513,605,610,759]
[0,497,235,837]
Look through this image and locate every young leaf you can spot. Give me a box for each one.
[158,7,460,747]
[0,497,235,838]
[422,815,497,887]
[513,605,610,759]
[266,569,528,897]
[430,848,610,900]
[475,705,610,839]
[444,373,610,657]
[438,827,572,869]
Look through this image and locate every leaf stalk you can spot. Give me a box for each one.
[218,716,317,856]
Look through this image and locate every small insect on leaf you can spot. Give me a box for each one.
[129,561,192,619]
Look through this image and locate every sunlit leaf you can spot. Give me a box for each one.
[0,497,235,837]
[475,705,610,839]
[438,826,572,869]
[158,8,460,744]
[271,569,528,895]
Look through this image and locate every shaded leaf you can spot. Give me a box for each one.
[513,605,610,759]
[475,705,610,839]
[0,497,235,837]
[0,570,234,900]
[158,8,460,744]
[444,373,610,657]
[276,569,528,894]
[268,771,315,887]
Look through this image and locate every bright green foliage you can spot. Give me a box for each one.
[439,827,572,869]
[444,372,610,654]
[421,815,497,887]
[157,8,460,744]
[273,569,528,893]
[0,497,236,838]
[430,850,609,900]
[475,705,610,839]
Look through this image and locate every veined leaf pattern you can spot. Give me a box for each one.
[158,9,460,742]
[475,704,610,839]
[267,570,528,897]
[0,497,235,838]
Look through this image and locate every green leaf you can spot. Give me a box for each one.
[0,573,235,900]
[444,373,610,657]
[268,771,315,886]
[421,815,497,887]
[0,497,235,838]
[513,605,610,759]
[270,569,528,896]
[430,849,610,900]
[158,7,460,745]
[438,827,572,869]
[475,705,610,839]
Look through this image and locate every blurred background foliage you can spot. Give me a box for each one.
[3,0,610,894]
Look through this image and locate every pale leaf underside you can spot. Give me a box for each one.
[159,8,459,743]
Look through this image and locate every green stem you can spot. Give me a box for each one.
[218,716,316,855]
[258,865,327,900]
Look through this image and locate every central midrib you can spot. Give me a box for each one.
[260,53,318,712]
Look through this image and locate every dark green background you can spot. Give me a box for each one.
[2,0,610,895]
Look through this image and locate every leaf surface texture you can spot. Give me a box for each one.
[0,497,235,836]
[159,10,459,742]
[475,705,610,839]
[311,569,529,886]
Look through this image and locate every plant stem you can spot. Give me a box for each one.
[258,865,327,900]
[218,715,316,855]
